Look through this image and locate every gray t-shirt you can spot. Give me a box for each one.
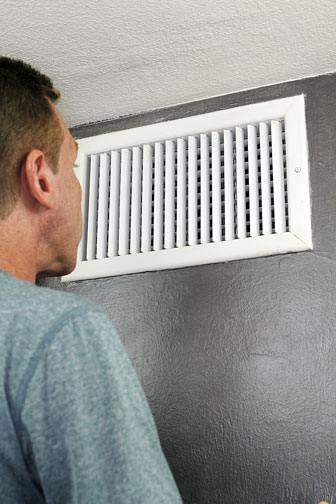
[0,270,182,503]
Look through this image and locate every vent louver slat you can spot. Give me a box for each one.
[130,147,141,255]
[153,142,164,251]
[188,135,198,247]
[271,120,286,233]
[248,124,259,238]
[211,131,221,243]
[62,95,312,282]
[107,150,120,258]
[119,149,131,256]
[236,126,247,239]
[260,122,272,236]
[224,129,234,241]
[200,133,210,245]
[165,140,175,250]
[86,154,99,261]
[96,153,109,259]
[177,138,187,248]
[142,145,152,253]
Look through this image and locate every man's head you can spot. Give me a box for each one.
[0,57,82,280]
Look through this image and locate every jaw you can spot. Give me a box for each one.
[36,249,78,279]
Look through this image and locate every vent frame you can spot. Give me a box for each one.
[62,94,312,283]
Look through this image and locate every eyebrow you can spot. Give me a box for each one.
[74,140,79,154]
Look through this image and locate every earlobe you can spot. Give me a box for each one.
[23,149,55,210]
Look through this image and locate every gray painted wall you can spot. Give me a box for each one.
[39,73,336,503]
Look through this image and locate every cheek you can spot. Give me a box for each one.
[68,174,81,206]
[77,178,82,205]
[72,171,81,197]
[74,178,83,226]
[62,176,80,221]
[76,181,82,219]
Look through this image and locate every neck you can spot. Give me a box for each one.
[0,210,39,284]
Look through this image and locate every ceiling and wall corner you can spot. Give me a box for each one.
[1,0,336,128]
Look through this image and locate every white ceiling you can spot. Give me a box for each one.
[1,0,336,128]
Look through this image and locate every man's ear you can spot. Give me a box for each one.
[22,149,57,210]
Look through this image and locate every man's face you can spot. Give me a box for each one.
[46,104,83,276]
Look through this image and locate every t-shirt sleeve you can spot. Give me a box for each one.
[17,306,182,503]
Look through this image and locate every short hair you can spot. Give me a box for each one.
[0,56,64,218]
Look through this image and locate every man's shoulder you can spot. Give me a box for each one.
[0,270,96,313]
[0,271,107,390]
[0,270,104,341]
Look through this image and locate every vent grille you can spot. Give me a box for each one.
[62,95,312,282]
[82,121,287,260]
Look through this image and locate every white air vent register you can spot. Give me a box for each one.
[62,95,312,282]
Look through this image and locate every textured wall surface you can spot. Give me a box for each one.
[39,73,336,503]
[1,0,336,128]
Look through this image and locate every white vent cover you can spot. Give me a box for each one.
[62,95,312,283]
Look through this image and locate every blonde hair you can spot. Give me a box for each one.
[0,56,64,218]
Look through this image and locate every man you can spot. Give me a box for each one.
[0,56,182,503]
